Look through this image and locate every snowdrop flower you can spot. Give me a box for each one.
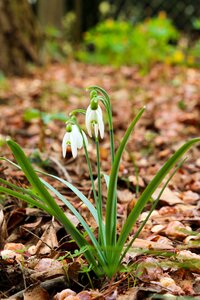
[62,123,88,158]
[85,97,104,139]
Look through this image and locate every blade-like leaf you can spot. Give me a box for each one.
[0,157,98,223]
[0,177,44,204]
[41,178,106,266]
[105,107,145,250]
[38,171,98,224]
[0,186,53,214]
[102,173,110,188]
[5,140,99,270]
[120,158,187,263]
[115,138,200,264]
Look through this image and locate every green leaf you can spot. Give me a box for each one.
[0,177,46,204]
[23,109,41,121]
[5,140,99,271]
[105,107,145,251]
[38,171,98,224]
[120,158,187,262]
[0,186,52,214]
[102,173,110,188]
[41,178,106,266]
[115,138,200,266]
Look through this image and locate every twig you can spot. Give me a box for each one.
[8,276,67,299]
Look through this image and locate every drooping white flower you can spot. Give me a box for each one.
[85,104,104,139]
[62,124,88,158]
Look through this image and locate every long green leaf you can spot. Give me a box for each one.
[38,171,98,224]
[0,186,53,214]
[105,107,145,251]
[0,177,45,204]
[6,140,99,271]
[41,178,106,266]
[102,173,110,188]
[120,158,187,263]
[1,149,103,265]
[0,157,98,224]
[115,138,200,265]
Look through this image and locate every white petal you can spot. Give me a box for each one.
[96,110,104,139]
[90,110,98,121]
[72,125,83,149]
[70,135,78,158]
[86,107,93,137]
[94,123,99,138]
[82,131,88,148]
[97,105,103,117]
[62,132,70,158]
[86,105,92,116]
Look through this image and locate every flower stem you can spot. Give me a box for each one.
[82,134,98,205]
[96,137,105,246]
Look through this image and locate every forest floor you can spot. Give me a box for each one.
[0,61,200,300]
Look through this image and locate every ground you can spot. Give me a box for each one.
[0,61,200,299]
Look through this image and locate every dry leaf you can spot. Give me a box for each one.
[0,210,8,248]
[54,289,77,300]
[117,288,139,300]
[165,221,191,239]
[23,284,49,300]
[4,242,25,251]
[157,276,184,295]
[117,189,134,203]
[28,223,58,255]
[131,238,174,250]
[152,187,183,205]
[180,190,199,204]
[137,257,163,282]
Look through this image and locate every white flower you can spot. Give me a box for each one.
[62,124,88,158]
[85,105,104,139]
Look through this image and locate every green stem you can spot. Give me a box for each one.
[95,137,105,246]
[82,132,98,208]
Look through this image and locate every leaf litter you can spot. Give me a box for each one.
[0,61,200,299]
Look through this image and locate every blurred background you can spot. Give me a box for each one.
[0,0,200,76]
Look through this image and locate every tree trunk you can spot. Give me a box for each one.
[38,0,65,30]
[0,0,41,76]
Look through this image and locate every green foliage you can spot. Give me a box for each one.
[188,40,200,67]
[192,18,200,30]
[77,16,179,70]
[0,86,200,280]
[42,13,76,62]
[23,108,67,124]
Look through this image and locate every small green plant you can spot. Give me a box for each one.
[23,108,67,151]
[77,15,179,70]
[0,86,199,279]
